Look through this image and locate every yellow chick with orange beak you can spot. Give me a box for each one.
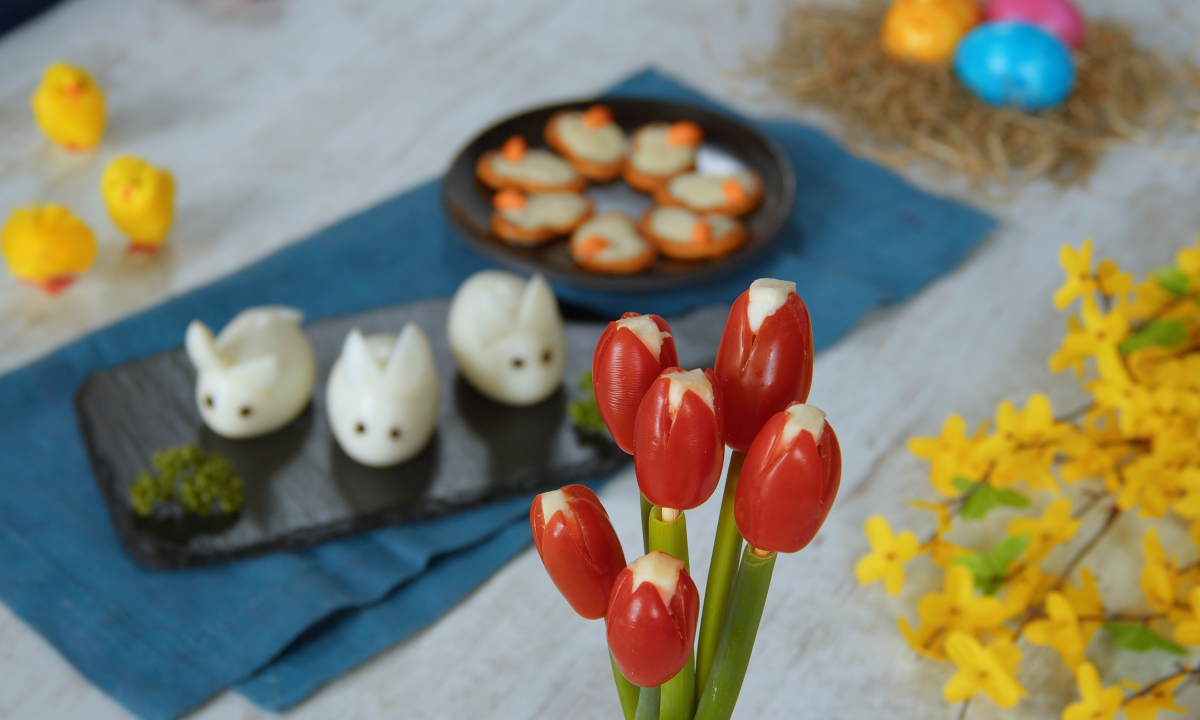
[31,63,106,151]
[1,204,97,294]
[101,156,175,253]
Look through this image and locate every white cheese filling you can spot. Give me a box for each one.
[630,551,683,606]
[780,404,826,447]
[649,206,737,245]
[615,313,671,362]
[666,170,758,210]
[747,278,796,333]
[571,213,649,263]
[556,112,626,163]
[539,489,569,528]
[501,192,589,230]
[666,368,715,415]
[492,149,579,186]
[630,124,696,176]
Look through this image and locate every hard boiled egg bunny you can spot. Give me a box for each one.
[447,271,567,407]
[326,324,439,468]
[185,306,317,439]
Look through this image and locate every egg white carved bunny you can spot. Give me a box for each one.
[447,270,567,406]
[185,306,317,439]
[326,323,439,467]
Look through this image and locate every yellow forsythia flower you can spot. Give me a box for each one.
[942,632,1027,708]
[1001,565,1055,618]
[1094,259,1133,297]
[1007,499,1080,565]
[856,516,919,596]
[1062,568,1104,644]
[977,394,1068,491]
[1062,663,1123,720]
[1176,236,1200,284]
[1054,239,1097,310]
[910,501,969,567]
[1119,454,1184,518]
[898,565,1007,660]
[907,415,985,497]
[1140,528,1185,619]
[1024,592,1086,669]
[1122,676,1187,720]
[1173,587,1200,646]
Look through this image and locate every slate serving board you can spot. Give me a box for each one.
[443,97,797,293]
[76,298,727,569]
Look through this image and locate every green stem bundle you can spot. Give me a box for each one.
[640,493,653,554]
[696,452,745,692]
[634,685,661,720]
[694,545,777,720]
[611,653,640,720]
[649,507,695,720]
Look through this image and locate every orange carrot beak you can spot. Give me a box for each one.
[722,178,748,205]
[576,235,609,259]
[666,121,703,147]
[582,105,613,130]
[501,136,527,163]
[493,189,527,211]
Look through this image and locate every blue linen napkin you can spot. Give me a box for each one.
[0,68,993,720]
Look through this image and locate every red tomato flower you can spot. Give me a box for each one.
[530,484,627,620]
[633,367,724,511]
[734,403,841,553]
[592,312,679,454]
[714,279,814,453]
[606,551,700,687]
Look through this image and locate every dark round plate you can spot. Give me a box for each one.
[442,98,796,293]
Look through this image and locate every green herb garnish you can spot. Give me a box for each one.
[129,444,244,517]
[568,371,610,437]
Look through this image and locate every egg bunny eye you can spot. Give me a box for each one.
[355,422,366,435]
[239,406,253,418]
[204,395,215,408]
[511,357,525,369]
[541,349,552,365]
[389,427,402,441]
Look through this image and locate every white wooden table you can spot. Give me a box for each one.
[2,1,1199,718]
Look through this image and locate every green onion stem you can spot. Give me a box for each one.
[649,507,694,720]
[634,685,660,720]
[696,451,745,693]
[611,652,640,720]
[694,545,777,720]
[640,493,653,554]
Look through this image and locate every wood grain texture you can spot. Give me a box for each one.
[2,0,1200,718]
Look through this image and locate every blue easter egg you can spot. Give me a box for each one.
[954,21,1076,111]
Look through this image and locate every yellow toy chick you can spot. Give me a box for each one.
[31,63,106,151]
[101,156,175,253]
[1,204,97,295]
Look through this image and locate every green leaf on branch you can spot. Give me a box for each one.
[1104,622,1187,656]
[567,371,610,437]
[952,479,1030,520]
[954,535,1030,595]
[1156,266,1191,298]
[1119,320,1187,355]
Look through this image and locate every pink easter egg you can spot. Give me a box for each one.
[984,0,1086,49]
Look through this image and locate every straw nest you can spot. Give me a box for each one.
[762,1,1200,186]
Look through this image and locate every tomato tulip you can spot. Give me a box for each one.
[734,403,841,554]
[531,485,627,620]
[633,368,724,511]
[714,278,814,453]
[606,551,700,687]
[592,312,679,454]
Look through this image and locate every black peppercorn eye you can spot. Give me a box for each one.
[239,406,252,417]
[541,349,552,364]
[355,422,366,434]
[204,395,214,408]
[511,357,525,369]
[390,427,401,440]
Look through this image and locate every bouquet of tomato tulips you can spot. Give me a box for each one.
[530,279,844,720]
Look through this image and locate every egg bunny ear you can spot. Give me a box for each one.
[341,328,383,389]
[226,355,279,389]
[384,322,434,395]
[517,274,560,330]
[185,321,227,373]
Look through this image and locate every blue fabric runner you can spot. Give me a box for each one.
[0,69,993,719]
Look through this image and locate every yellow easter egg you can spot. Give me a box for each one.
[101,156,176,251]
[2,204,97,287]
[31,63,106,151]
[882,0,982,64]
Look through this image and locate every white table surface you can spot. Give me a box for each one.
[2,1,1200,718]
